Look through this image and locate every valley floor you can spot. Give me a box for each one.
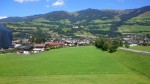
[0,46,150,84]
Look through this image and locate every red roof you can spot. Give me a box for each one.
[34,44,46,47]
[45,42,64,46]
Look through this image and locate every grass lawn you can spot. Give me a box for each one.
[0,46,150,84]
[128,46,150,52]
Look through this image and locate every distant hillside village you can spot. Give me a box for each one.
[13,38,90,54]
[0,24,150,55]
[0,24,92,54]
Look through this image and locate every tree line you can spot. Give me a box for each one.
[95,37,123,53]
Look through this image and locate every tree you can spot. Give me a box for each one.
[29,36,46,43]
[109,44,117,53]
[124,41,130,48]
[95,37,111,51]
[95,38,100,48]
[95,37,110,50]
[113,37,123,48]
[101,38,111,51]
[95,37,123,53]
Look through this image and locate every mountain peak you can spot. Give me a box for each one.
[0,6,149,23]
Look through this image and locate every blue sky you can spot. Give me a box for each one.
[0,0,150,18]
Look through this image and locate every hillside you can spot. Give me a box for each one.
[118,11,150,33]
[0,6,150,38]
[0,9,124,22]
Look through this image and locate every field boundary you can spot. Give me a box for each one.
[119,48,150,55]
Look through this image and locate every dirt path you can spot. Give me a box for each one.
[119,48,150,55]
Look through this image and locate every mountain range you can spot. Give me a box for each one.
[1,6,149,22]
[0,6,150,38]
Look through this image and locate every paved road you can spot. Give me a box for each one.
[119,48,150,55]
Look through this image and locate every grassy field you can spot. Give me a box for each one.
[112,50,150,77]
[0,46,150,84]
[118,25,150,33]
[128,46,150,52]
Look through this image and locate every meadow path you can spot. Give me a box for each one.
[119,48,150,55]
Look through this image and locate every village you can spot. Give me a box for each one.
[1,35,149,55]
[12,38,91,55]
[0,23,150,55]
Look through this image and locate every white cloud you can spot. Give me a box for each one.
[14,0,39,3]
[0,16,7,19]
[51,0,64,7]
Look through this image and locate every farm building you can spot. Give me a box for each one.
[17,45,33,54]
[33,44,46,53]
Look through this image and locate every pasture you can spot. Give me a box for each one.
[0,46,150,84]
[129,46,150,52]
[118,25,150,33]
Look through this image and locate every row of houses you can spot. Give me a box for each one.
[14,39,90,54]
[122,33,150,47]
[123,40,150,47]
[15,42,65,54]
[123,39,150,47]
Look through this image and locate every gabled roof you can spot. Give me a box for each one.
[34,44,46,47]
[45,42,64,46]
[17,46,33,50]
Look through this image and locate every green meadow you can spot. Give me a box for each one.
[129,46,150,52]
[0,46,150,84]
[118,25,150,33]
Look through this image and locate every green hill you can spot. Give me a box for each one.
[0,6,150,38]
[118,11,150,33]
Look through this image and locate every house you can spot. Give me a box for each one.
[77,41,90,46]
[73,25,79,29]
[128,40,138,47]
[33,44,46,53]
[129,44,138,47]
[17,45,33,54]
[14,44,22,48]
[13,40,21,44]
[45,42,65,47]
[80,25,84,28]
[22,38,30,43]
[64,39,78,46]
[142,42,150,46]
